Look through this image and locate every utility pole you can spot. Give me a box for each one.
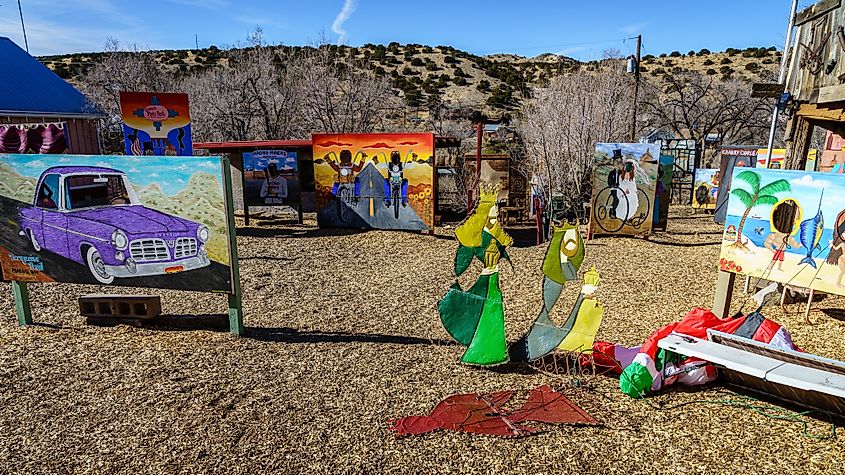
[17,0,29,53]
[765,0,799,168]
[469,121,483,213]
[629,34,642,142]
[195,34,199,50]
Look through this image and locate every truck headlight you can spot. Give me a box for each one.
[197,225,209,243]
[111,229,128,250]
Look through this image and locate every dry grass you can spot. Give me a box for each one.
[1,208,843,474]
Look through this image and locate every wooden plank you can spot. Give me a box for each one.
[708,330,845,375]
[660,333,845,399]
[768,364,845,398]
[712,270,736,318]
[817,84,845,103]
[751,82,785,98]
[657,334,781,379]
[795,102,845,122]
[222,156,244,336]
[794,0,840,25]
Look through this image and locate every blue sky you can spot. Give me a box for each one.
[5,154,223,195]
[0,0,815,59]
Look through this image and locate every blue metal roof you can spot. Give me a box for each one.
[0,36,98,118]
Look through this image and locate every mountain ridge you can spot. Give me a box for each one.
[37,43,781,112]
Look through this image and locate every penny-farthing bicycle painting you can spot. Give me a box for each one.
[589,143,660,237]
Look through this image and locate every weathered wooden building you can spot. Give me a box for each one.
[784,0,845,169]
[0,36,100,154]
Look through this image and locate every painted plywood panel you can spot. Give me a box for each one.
[719,167,845,296]
[589,143,659,237]
[0,154,233,292]
[692,168,719,210]
[312,133,434,231]
[120,92,192,156]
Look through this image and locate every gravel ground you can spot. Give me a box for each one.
[1,209,843,474]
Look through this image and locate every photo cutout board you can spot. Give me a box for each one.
[312,133,434,231]
[692,168,719,210]
[1,122,69,154]
[714,147,757,224]
[590,143,659,237]
[653,154,674,230]
[0,154,234,292]
[756,148,819,171]
[243,150,300,211]
[120,92,192,156]
[719,167,845,296]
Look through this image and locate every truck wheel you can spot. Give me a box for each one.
[85,247,114,284]
[27,229,42,252]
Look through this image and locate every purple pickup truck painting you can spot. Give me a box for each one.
[16,166,211,284]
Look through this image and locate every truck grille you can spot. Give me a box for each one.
[129,239,169,262]
[174,238,198,258]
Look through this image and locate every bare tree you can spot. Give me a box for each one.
[639,73,773,147]
[76,38,174,153]
[515,61,634,217]
[183,28,305,142]
[294,43,400,133]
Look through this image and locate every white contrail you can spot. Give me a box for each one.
[331,0,358,44]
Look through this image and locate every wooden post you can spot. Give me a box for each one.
[11,281,32,326]
[784,114,813,170]
[234,151,250,227]
[630,34,641,142]
[713,270,736,318]
[222,157,244,336]
[804,287,814,324]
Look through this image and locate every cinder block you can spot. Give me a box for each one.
[79,294,162,320]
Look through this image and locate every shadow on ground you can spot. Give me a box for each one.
[247,327,456,346]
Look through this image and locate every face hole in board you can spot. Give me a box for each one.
[771,199,800,234]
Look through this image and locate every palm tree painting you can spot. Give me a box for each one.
[729,170,791,251]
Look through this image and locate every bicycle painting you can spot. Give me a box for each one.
[589,143,660,237]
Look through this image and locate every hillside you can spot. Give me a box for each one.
[37,43,781,112]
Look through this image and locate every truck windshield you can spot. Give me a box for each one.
[65,175,132,209]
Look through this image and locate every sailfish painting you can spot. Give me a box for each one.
[798,190,824,269]
[509,222,603,362]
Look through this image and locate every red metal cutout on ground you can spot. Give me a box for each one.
[509,385,601,425]
[387,385,600,438]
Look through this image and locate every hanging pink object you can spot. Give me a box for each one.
[387,385,600,438]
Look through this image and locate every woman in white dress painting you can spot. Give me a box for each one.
[615,158,649,222]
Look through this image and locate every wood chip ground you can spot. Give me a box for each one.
[1,208,843,474]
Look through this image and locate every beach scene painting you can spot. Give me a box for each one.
[719,167,845,295]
